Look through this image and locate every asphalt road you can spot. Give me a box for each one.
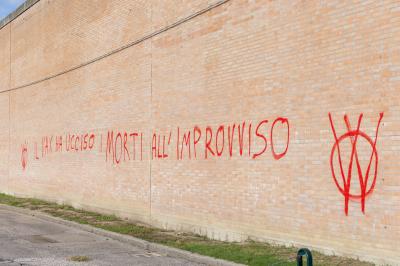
[0,208,204,266]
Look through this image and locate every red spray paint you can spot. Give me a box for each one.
[21,142,28,171]
[329,112,384,215]
[270,117,289,160]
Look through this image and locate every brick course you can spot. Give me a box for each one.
[0,0,399,264]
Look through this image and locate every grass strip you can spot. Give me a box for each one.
[0,193,372,266]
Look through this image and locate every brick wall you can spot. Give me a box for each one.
[0,0,399,264]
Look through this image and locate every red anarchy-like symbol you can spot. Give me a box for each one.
[328,112,384,216]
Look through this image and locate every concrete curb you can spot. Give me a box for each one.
[0,204,245,266]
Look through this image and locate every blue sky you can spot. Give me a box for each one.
[0,0,25,20]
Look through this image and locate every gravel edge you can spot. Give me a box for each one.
[0,204,245,266]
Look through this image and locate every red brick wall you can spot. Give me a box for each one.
[0,0,399,264]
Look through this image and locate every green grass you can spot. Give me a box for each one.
[169,242,296,266]
[0,193,373,266]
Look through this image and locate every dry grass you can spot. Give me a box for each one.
[69,255,91,262]
[0,193,374,266]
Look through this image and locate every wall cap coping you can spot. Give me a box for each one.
[0,0,40,30]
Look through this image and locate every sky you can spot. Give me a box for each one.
[0,0,25,20]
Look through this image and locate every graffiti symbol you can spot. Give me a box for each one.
[328,112,384,215]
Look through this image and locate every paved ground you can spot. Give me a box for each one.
[0,208,204,266]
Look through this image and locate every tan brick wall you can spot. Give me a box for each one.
[0,23,10,194]
[0,0,399,264]
[0,23,10,92]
